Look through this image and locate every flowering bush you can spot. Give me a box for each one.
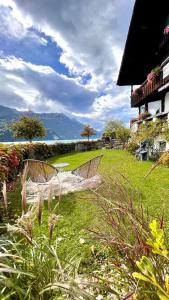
[0,141,99,183]
[0,142,77,183]
[0,145,22,182]
[147,66,161,83]
[164,25,169,34]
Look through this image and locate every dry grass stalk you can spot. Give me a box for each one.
[145,161,160,178]
[48,213,59,241]
[7,223,33,245]
[7,205,36,245]
[2,181,7,210]
[48,183,53,212]
[36,192,43,226]
[21,163,28,213]
[91,175,151,271]
[56,174,62,203]
[17,211,34,242]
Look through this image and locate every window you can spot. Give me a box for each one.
[159,141,166,152]
[148,100,161,115]
[140,105,145,113]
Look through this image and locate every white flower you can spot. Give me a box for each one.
[79,238,85,244]
[57,237,63,242]
[96,295,103,300]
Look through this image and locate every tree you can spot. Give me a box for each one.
[12,116,46,143]
[104,120,124,139]
[80,124,96,141]
[116,126,130,148]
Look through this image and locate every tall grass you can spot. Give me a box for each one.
[90,173,165,298]
[0,176,120,299]
[1,166,167,299]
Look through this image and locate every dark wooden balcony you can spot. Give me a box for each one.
[159,32,169,50]
[131,59,169,107]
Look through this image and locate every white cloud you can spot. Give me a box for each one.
[9,0,134,91]
[0,56,97,114]
[0,0,137,128]
[0,55,137,128]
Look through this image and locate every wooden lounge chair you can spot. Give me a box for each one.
[24,159,58,183]
[72,155,103,179]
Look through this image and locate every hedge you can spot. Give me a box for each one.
[0,141,100,183]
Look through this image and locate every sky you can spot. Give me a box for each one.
[0,0,136,130]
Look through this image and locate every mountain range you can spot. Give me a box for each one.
[0,105,90,142]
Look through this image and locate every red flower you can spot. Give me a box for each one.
[164,25,169,34]
[8,149,20,167]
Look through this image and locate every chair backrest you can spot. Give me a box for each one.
[72,155,103,179]
[24,159,58,183]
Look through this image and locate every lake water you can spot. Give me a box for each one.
[1,138,99,145]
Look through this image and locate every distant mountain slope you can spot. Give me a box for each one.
[0,105,86,142]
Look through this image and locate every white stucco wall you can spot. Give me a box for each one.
[165,91,169,113]
[130,122,138,133]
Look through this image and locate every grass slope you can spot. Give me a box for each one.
[48,149,169,214]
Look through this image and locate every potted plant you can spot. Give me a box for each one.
[138,111,151,121]
[130,117,138,126]
[164,25,169,35]
[147,66,161,83]
[132,87,143,97]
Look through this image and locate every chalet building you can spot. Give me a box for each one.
[117,0,169,151]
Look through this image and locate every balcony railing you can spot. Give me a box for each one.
[131,59,169,107]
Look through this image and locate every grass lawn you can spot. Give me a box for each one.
[48,149,169,214]
[7,149,169,263]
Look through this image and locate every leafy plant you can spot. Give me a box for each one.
[134,120,165,146]
[147,67,161,83]
[127,141,139,154]
[133,220,169,299]
[116,126,130,148]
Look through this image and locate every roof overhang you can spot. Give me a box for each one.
[117,0,169,86]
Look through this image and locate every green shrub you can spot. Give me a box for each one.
[126,141,139,154]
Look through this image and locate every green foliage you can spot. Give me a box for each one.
[80,124,96,141]
[104,120,124,139]
[0,211,93,299]
[0,180,120,299]
[127,141,139,153]
[133,220,169,299]
[11,116,46,142]
[116,126,130,146]
[6,149,169,298]
[103,120,130,147]
[134,120,165,145]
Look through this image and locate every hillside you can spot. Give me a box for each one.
[0,105,85,141]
